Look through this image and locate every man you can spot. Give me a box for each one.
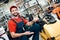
[8,6,41,40]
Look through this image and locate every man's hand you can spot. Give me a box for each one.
[33,17,39,22]
[24,31,34,35]
[26,16,39,26]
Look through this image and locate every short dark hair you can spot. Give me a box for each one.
[10,6,17,12]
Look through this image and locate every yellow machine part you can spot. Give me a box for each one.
[40,21,60,40]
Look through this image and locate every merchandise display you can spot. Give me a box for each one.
[0,8,9,40]
[37,0,49,10]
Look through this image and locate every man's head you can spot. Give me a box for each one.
[10,6,19,17]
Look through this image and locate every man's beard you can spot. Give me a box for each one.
[12,13,19,17]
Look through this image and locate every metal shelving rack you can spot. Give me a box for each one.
[15,0,50,19]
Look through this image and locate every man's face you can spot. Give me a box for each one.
[11,8,19,16]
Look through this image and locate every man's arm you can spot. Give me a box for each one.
[26,17,39,26]
[10,31,34,38]
[10,32,25,38]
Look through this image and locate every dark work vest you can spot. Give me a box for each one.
[9,18,28,40]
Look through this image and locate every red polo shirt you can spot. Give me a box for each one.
[8,17,28,32]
